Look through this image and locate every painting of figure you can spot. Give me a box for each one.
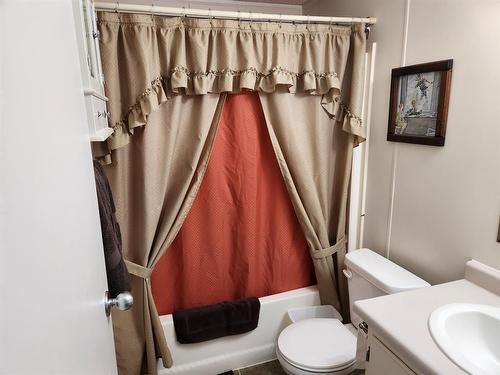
[388,59,453,146]
[396,71,441,136]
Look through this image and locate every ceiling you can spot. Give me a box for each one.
[99,0,305,13]
[100,0,306,7]
[233,0,307,5]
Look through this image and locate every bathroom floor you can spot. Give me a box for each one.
[237,360,286,374]
[219,361,365,374]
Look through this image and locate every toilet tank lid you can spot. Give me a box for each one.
[345,249,430,294]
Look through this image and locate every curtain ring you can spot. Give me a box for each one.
[181,5,187,25]
[329,17,333,31]
[237,10,241,29]
[208,8,213,27]
[278,13,282,29]
[306,15,310,31]
[115,2,121,21]
[150,4,154,21]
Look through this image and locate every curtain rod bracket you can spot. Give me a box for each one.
[365,24,371,39]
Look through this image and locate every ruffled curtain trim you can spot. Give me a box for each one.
[95,12,366,159]
[107,68,364,153]
[113,66,337,125]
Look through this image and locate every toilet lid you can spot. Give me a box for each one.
[277,318,356,372]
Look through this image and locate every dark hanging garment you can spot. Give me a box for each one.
[173,297,261,344]
[93,160,131,297]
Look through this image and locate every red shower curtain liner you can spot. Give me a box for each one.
[151,92,315,315]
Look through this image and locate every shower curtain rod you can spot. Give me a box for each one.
[94,2,377,26]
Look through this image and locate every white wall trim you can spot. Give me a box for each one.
[359,42,377,249]
[385,0,411,260]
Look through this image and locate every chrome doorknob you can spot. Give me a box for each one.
[104,291,133,317]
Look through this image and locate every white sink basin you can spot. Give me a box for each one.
[429,303,500,375]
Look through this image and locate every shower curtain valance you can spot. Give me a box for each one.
[96,12,366,159]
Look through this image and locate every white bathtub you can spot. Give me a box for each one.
[157,285,320,375]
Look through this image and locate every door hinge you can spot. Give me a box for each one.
[366,347,370,362]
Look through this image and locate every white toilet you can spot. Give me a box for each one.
[276,248,430,375]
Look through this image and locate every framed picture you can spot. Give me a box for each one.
[387,59,453,146]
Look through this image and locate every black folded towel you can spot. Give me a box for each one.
[173,297,261,344]
[93,160,131,298]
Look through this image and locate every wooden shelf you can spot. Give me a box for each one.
[90,127,114,142]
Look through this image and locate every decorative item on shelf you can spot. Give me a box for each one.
[387,59,453,146]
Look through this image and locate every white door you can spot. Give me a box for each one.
[0,1,118,374]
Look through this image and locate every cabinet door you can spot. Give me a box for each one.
[366,335,416,375]
[82,0,98,80]
[89,0,105,83]
[74,0,113,140]
[75,0,105,94]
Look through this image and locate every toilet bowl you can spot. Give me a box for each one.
[276,318,357,375]
[276,248,430,375]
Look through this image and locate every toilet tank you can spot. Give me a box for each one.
[344,249,430,329]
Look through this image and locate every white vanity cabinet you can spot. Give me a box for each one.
[73,0,114,142]
[366,333,416,375]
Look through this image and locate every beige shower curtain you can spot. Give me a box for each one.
[105,94,225,375]
[96,11,366,375]
[258,28,366,316]
[259,92,354,315]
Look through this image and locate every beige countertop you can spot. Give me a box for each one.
[353,261,500,375]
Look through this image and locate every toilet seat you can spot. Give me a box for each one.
[276,349,357,375]
[277,318,356,373]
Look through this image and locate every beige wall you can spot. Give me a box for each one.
[304,0,500,284]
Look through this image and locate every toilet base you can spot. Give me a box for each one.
[276,348,357,375]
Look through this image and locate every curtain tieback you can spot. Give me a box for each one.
[311,236,347,260]
[125,260,153,279]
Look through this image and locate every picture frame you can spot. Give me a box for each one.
[387,59,453,146]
